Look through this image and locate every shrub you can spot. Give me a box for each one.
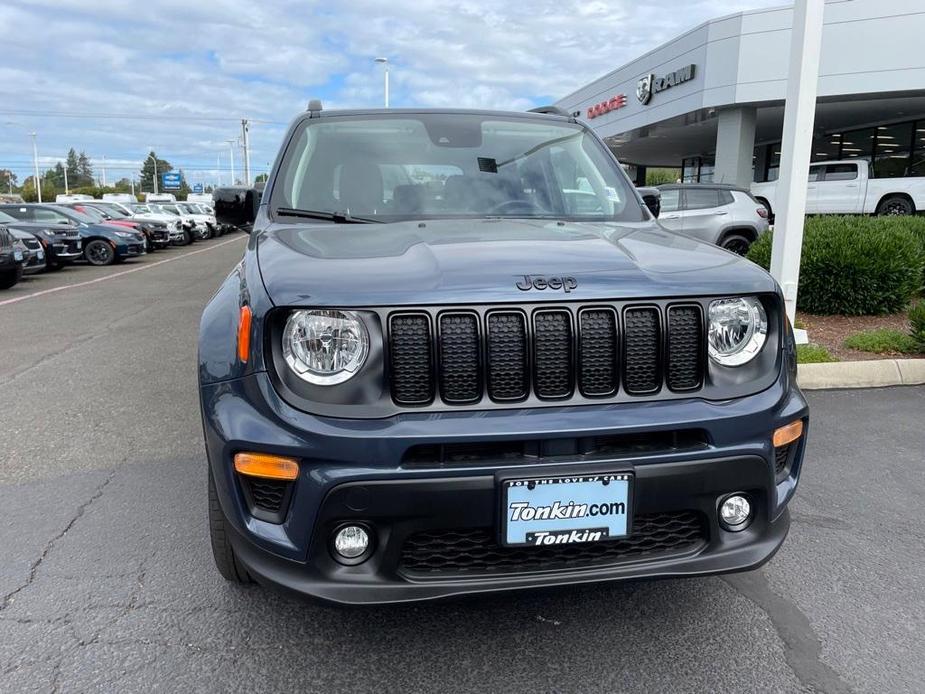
[796,344,838,363]
[747,216,924,315]
[843,328,919,354]
[910,300,925,350]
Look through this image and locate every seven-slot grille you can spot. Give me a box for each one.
[388,304,706,407]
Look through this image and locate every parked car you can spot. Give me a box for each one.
[199,105,808,604]
[0,224,24,288]
[0,207,83,270]
[61,202,169,251]
[8,228,45,274]
[177,202,219,238]
[751,159,925,218]
[125,203,189,245]
[655,184,770,255]
[153,203,201,240]
[0,204,144,266]
[89,202,172,249]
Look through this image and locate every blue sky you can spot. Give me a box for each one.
[1,0,785,188]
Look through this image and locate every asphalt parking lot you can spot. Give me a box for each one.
[1,235,923,693]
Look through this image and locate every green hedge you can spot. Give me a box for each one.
[747,216,925,315]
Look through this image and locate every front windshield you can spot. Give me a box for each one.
[152,205,179,216]
[76,206,107,221]
[272,113,645,223]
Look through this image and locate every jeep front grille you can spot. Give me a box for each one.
[388,302,706,407]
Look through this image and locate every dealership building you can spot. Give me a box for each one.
[556,0,925,187]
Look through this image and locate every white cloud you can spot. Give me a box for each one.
[1,0,785,182]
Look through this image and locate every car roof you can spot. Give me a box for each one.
[656,183,751,194]
[300,107,575,124]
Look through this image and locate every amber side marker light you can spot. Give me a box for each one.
[773,420,804,448]
[237,305,252,363]
[233,453,300,481]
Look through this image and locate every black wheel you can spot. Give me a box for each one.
[720,233,753,256]
[876,195,913,216]
[196,226,211,240]
[0,266,22,289]
[84,239,115,266]
[208,468,252,584]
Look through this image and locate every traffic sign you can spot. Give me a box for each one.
[161,172,182,191]
[192,183,204,193]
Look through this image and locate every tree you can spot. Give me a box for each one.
[47,162,67,190]
[66,148,80,187]
[21,175,56,203]
[0,169,17,193]
[76,151,94,187]
[139,151,173,192]
[254,173,268,184]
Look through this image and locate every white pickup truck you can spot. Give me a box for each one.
[751,159,925,218]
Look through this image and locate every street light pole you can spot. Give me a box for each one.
[147,153,159,195]
[63,160,69,195]
[374,57,390,108]
[241,119,251,186]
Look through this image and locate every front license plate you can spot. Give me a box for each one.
[13,250,23,261]
[502,473,632,547]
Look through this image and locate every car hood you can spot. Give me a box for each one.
[256,218,778,307]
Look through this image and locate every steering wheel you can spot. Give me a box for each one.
[486,199,548,215]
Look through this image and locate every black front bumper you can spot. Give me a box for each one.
[203,369,807,604]
[228,455,790,604]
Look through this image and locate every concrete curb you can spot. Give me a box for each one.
[798,358,925,390]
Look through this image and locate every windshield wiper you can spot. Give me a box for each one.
[275,207,382,224]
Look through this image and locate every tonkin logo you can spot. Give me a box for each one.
[636,74,654,105]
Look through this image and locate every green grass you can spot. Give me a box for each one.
[797,344,838,363]
[843,328,921,354]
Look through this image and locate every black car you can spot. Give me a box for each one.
[8,228,46,274]
[199,106,808,604]
[0,204,145,266]
[0,208,82,270]
[0,225,24,289]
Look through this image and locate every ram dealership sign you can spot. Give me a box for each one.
[637,64,696,104]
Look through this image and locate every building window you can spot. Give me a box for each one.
[839,128,876,164]
[909,121,925,177]
[871,123,913,178]
[812,133,841,162]
[681,156,716,183]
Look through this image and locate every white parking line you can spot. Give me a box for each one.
[0,236,247,308]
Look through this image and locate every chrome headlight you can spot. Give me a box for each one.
[708,297,768,366]
[283,310,369,385]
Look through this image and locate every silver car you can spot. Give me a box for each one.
[655,184,770,255]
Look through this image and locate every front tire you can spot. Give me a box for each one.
[876,195,914,216]
[720,232,753,256]
[208,468,252,584]
[0,266,22,289]
[84,239,115,266]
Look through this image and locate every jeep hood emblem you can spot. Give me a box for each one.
[516,275,578,292]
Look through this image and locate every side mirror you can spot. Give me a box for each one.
[213,186,260,229]
[637,187,661,219]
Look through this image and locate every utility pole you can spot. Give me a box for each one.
[31,132,41,203]
[769,0,824,340]
[227,139,236,185]
[241,119,251,187]
[63,161,69,195]
[130,178,135,197]
[101,155,107,187]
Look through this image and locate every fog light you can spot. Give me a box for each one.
[719,494,752,531]
[333,525,370,560]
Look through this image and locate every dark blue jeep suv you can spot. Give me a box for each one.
[199,106,808,604]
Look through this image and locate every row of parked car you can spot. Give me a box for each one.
[0,199,231,289]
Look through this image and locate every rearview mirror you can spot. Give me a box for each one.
[636,187,661,219]
[213,186,260,229]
